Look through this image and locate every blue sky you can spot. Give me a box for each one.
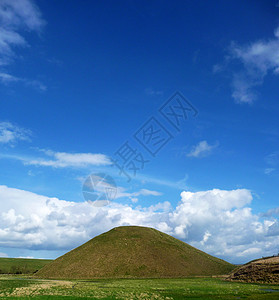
[0,0,279,264]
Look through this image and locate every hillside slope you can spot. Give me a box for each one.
[227,256,279,283]
[36,226,235,279]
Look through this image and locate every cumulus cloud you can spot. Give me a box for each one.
[187,140,217,158]
[0,121,31,144]
[228,26,279,104]
[0,185,279,263]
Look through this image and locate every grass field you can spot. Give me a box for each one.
[0,258,52,274]
[0,275,279,299]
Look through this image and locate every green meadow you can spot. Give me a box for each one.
[0,258,52,275]
[0,275,279,299]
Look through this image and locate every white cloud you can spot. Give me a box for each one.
[264,168,275,175]
[187,140,217,158]
[228,26,279,103]
[261,207,279,217]
[264,152,279,175]
[132,189,162,197]
[231,72,259,104]
[0,72,20,82]
[146,201,172,212]
[0,72,46,91]
[212,63,224,73]
[116,187,162,202]
[0,0,44,31]
[265,152,279,166]
[0,252,8,257]
[0,0,44,55]
[0,0,46,88]
[0,185,278,263]
[24,150,112,168]
[24,79,46,91]
[0,28,26,64]
[237,247,261,257]
[201,230,211,245]
[0,121,31,144]
[145,88,163,96]
[133,173,189,190]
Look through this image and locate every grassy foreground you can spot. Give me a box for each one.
[0,258,52,275]
[0,275,279,299]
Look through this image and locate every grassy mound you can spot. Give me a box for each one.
[36,226,235,279]
[228,256,279,284]
[0,258,52,274]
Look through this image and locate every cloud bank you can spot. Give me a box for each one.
[0,185,278,263]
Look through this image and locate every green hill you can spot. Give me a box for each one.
[0,257,52,274]
[36,226,235,279]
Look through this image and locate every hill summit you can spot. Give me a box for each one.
[36,226,235,279]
